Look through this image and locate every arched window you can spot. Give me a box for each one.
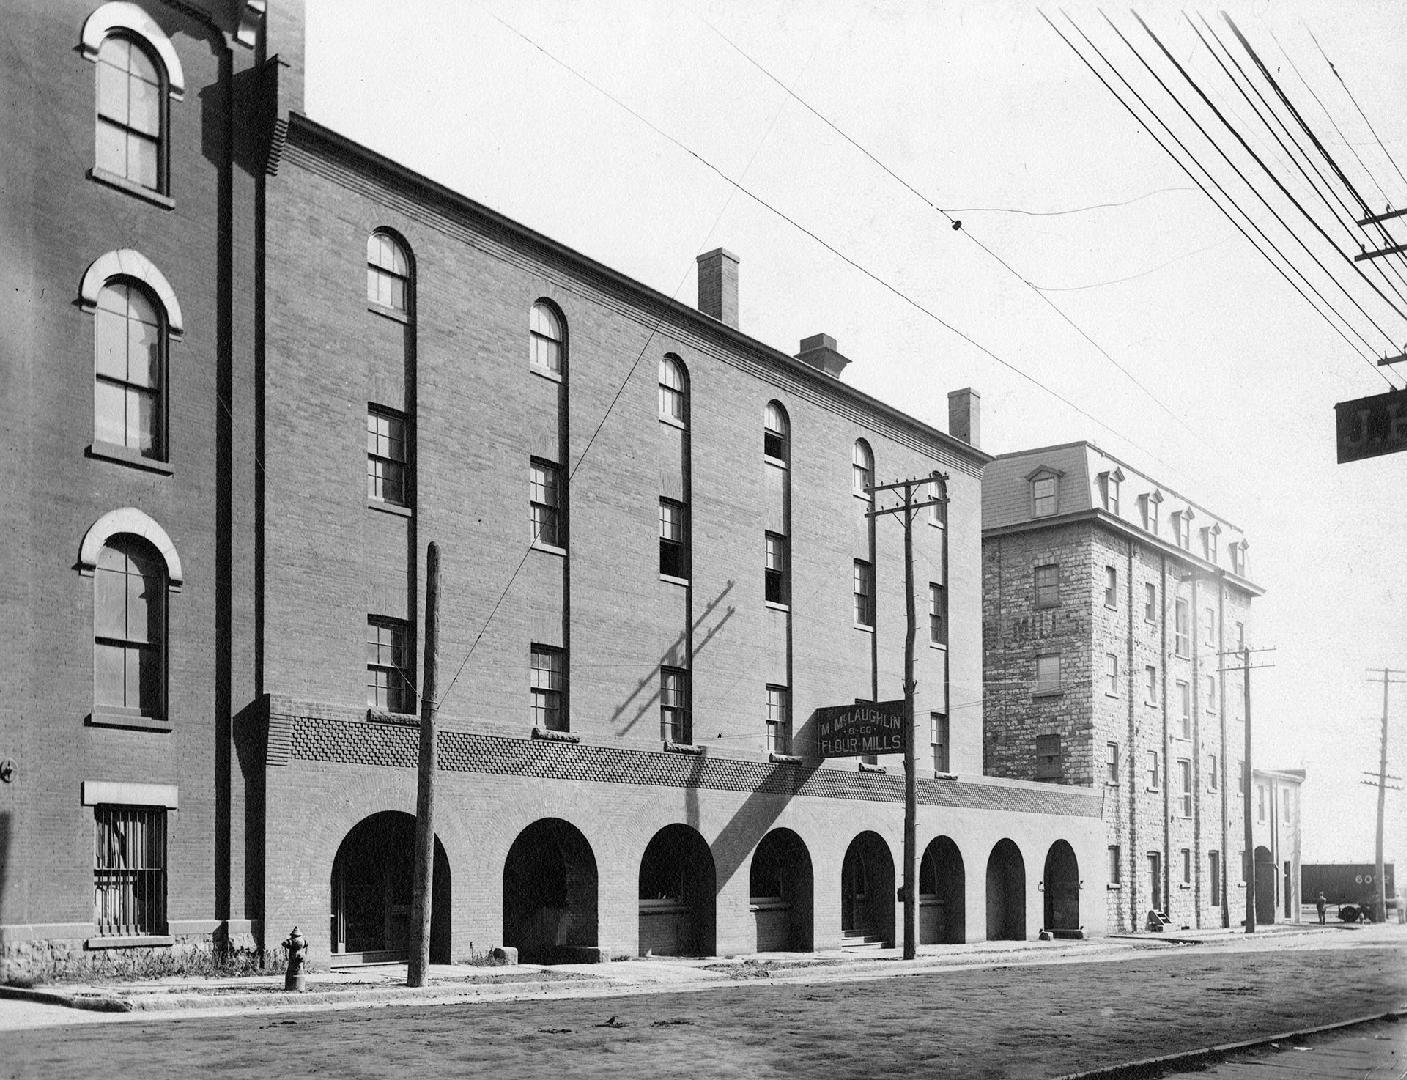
[659,355,686,425]
[83,3,184,198]
[367,231,411,313]
[94,279,165,458]
[763,401,789,464]
[94,535,166,723]
[852,439,874,497]
[530,302,564,375]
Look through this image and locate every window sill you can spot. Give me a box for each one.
[1105,692,1120,699]
[368,499,414,518]
[532,726,579,743]
[367,302,409,324]
[929,519,945,529]
[1104,603,1118,611]
[530,364,563,384]
[764,600,790,613]
[531,541,567,558]
[1032,689,1063,699]
[1146,786,1161,793]
[366,708,419,726]
[768,752,802,765]
[930,641,947,651]
[1107,883,1123,891]
[853,623,875,633]
[659,573,690,587]
[764,455,788,469]
[658,414,685,430]
[1105,781,1120,788]
[88,710,171,733]
[858,761,887,774]
[1178,883,1192,890]
[664,741,703,756]
[1033,603,1059,612]
[933,770,957,781]
[89,167,174,210]
[86,935,174,949]
[86,442,172,475]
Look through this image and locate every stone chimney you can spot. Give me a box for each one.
[696,248,739,329]
[795,333,850,378]
[947,387,980,448]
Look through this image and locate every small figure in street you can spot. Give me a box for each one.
[1315,891,1327,925]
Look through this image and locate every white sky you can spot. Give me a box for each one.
[304,0,1407,873]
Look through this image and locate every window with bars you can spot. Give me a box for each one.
[366,616,411,714]
[1034,564,1059,608]
[94,805,166,937]
[530,645,565,731]
[660,667,690,743]
[763,402,788,463]
[1178,758,1192,817]
[765,532,788,605]
[366,231,411,312]
[530,458,562,547]
[931,712,950,773]
[853,560,874,627]
[852,440,874,497]
[94,537,165,720]
[95,35,165,193]
[928,582,946,646]
[366,408,408,505]
[1035,733,1062,780]
[94,281,164,459]
[1174,598,1190,657]
[1035,654,1061,694]
[766,685,791,755]
[658,355,686,423]
[530,302,563,375]
[659,499,688,580]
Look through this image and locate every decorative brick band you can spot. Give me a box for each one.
[283,711,1099,819]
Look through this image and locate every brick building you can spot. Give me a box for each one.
[980,442,1299,933]
[2,0,1105,975]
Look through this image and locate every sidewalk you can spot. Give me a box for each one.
[0,918,1371,1023]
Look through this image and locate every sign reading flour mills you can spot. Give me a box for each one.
[814,700,906,757]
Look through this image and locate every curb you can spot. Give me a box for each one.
[0,985,132,1013]
[1049,1006,1407,1080]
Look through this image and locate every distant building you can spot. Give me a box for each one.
[980,442,1297,932]
[1251,768,1304,923]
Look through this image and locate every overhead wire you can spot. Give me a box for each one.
[946,186,1194,216]
[1304,25,1407,197]
[1046,11,1396,388]
[693,9,1201,441]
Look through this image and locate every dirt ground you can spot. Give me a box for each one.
[3,943,1404,1080]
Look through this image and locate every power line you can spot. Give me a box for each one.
[1046,12,1396,388]
[1027,240,1228,292]
[1304,25,1407,197]
[947,186,1194,216]
[693,9,1201,442]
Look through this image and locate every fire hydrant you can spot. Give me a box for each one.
[282,926,308,992]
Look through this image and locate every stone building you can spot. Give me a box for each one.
[1,0,1105,974]
[981,442,1282,933]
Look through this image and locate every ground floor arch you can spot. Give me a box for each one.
[986,838,1026,941]
[330,811,450,963]
[1042,839,1080,934]
[919,835,966,944]
[638,824,716,956]
[503,818,598,963]
[841,831,895,948]
[749,828,814,952]
[1255,845,1276,925]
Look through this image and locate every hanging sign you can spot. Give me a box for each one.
[815,699,906,757]
[1335,388,1407,463]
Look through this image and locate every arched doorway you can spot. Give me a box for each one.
[330,811,450,963]
[1042,840,1080,934]
[841,832,895,948]
[986,838,1026,941]
[750,828,814,952]
[638,824,716,956]
[1254,846,1276,925]
[503,819,598,963]
[920,836,966,944]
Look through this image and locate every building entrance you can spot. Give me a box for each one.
[919,836,965,944]
[840,831,895,947]
[329,812,449,963]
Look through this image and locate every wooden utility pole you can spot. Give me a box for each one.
[1221,644,1274,934]
[1366,668,1405,922]
[407,541,441,988]
[867,472,946,961]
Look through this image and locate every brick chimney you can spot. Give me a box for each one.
[795,333,850,378]
[948,387,980,448]
[696,248,739,329]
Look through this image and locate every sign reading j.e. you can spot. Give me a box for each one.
[815,700,905,757]
[1336,387,1407,463]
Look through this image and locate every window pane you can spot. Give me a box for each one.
[94,380,126,445]
[94,641,127,706]
[125,565,150,643]
[129,387,157,452]
[96,56,128,121]
[95,119,127,177]
[127,316,160,387]
[127,72,161,135]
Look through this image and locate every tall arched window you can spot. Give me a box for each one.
[659,355,687,425]
[852,439,874,497]
[367,230,411,313]
[763,401,789,464]
[94,536,166,722]
[530,302,564,375]
[94,280,165,458]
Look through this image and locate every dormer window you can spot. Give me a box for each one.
[1028,468,1062,518]
[1202,524,1221,563]
[1172,509,1193,550]
[1099,468,1124,515]
[1140,491,1163,535]
[1230,540,1248,577]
